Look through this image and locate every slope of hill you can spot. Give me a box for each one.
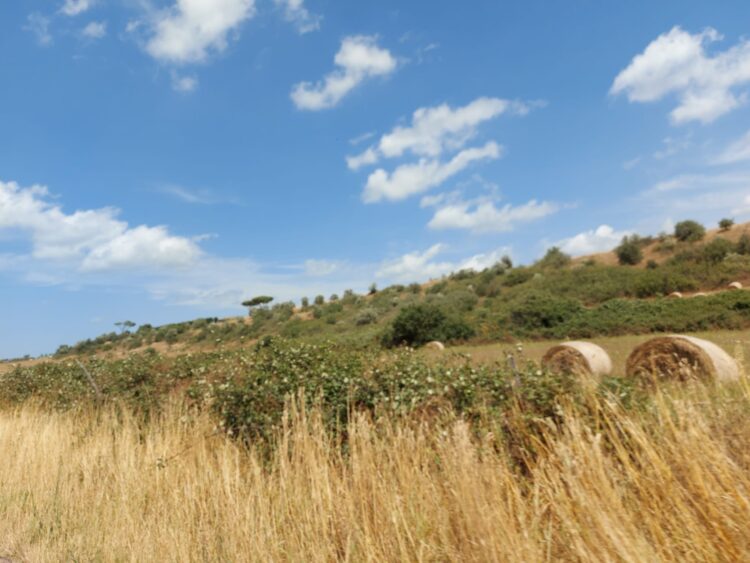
[24,219,750,362]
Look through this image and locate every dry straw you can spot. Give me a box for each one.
[542,341,612,378]
[626,335,740,383]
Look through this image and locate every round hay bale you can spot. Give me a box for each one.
[626,335,739,383]
[728,281,743,290]
[542,341,612,378]
[424,341,445,351]
[693,292,708,297]
[668,291,683,299]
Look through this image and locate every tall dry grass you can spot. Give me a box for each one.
[2,381,750,561]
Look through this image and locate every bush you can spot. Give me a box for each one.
[738,233,750,255]
[674,220,706,242]
[616,236,644,265]
[537,247,571,269]
[703,237,735,263]
[383,304,474,347]
[314,295,325,306]
[507,292,583,336]
[354,309,378,326]
[719,218,735,231]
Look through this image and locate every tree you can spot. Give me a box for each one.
[329,293,339,302]
[674,220,706,242]
[300,296,309,309]
[368,283,378,295]
[538,246,571,269]
[242,295,274,316]
[314,294,325,306]
[616,236,643,265]
[115,320,136,334]
[382,304,474,347]
[719,218,735,231]
[501,255,513,269]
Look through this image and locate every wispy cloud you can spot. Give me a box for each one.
[291,36,397,110]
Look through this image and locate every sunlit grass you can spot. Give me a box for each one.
[2,372,750,561]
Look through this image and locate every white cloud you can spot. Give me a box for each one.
[82,21,106,39]
[304,259,339,276]
[0,180,201,272]
[291,35,397,110]
[25,13,52,46]
[61,0,95,16]
[556,225,632,256]
[653,135,691,160]
[650,172,750,193]
[275,0,321,34]
[363,142,501,203]
[714,130,750,164]
[376,244,510,283]
[171,72,198,92]
[428,198,558,233]
[159,185,240,205]
[638,171,750,222]
[611,26,750,124]
[346,148,378,170]
[145,0,256,64]
[348,97,531,169]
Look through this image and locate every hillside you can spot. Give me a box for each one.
[7,218,750,365]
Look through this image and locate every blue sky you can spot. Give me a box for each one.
[2,0,750,358]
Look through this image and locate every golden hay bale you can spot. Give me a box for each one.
[424,341,445,351]
[542,341,612,378]
[728,281,743,290]
[668,292,683,299]
[626,335,739,383]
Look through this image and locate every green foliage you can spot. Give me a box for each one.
[354,308,378,326]
[537,246,572,269]
[703,237,735,263]
[314,295,325,306]
[383,304,474,347]
[507,291,583,336]
[616,236,644,265]
[674,220,706,242]
[719,218,735,231]
[738,233,750,255]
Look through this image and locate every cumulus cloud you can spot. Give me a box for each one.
[81,21,106,39]
[291,35,397,110]
[348,97,531,169]
[0,180,201,272]
[556,225,632,256]
[61,0,95,16]
[145,0,256,64]
[611,26,750,124]
[363,142,501,203]
[428,197,558,233]
[714,130,750,165]
[275,0,321,34]
[376,244,511,283]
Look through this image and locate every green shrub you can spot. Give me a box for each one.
[703,237,735,263]
[537,246,571,269]
[719,218,735,231]
[507,291,583,336]
[616,236,643,265]
[383,304,474,347]
[674,220,706,242]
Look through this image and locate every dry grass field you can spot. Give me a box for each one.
[2,371,750,561]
